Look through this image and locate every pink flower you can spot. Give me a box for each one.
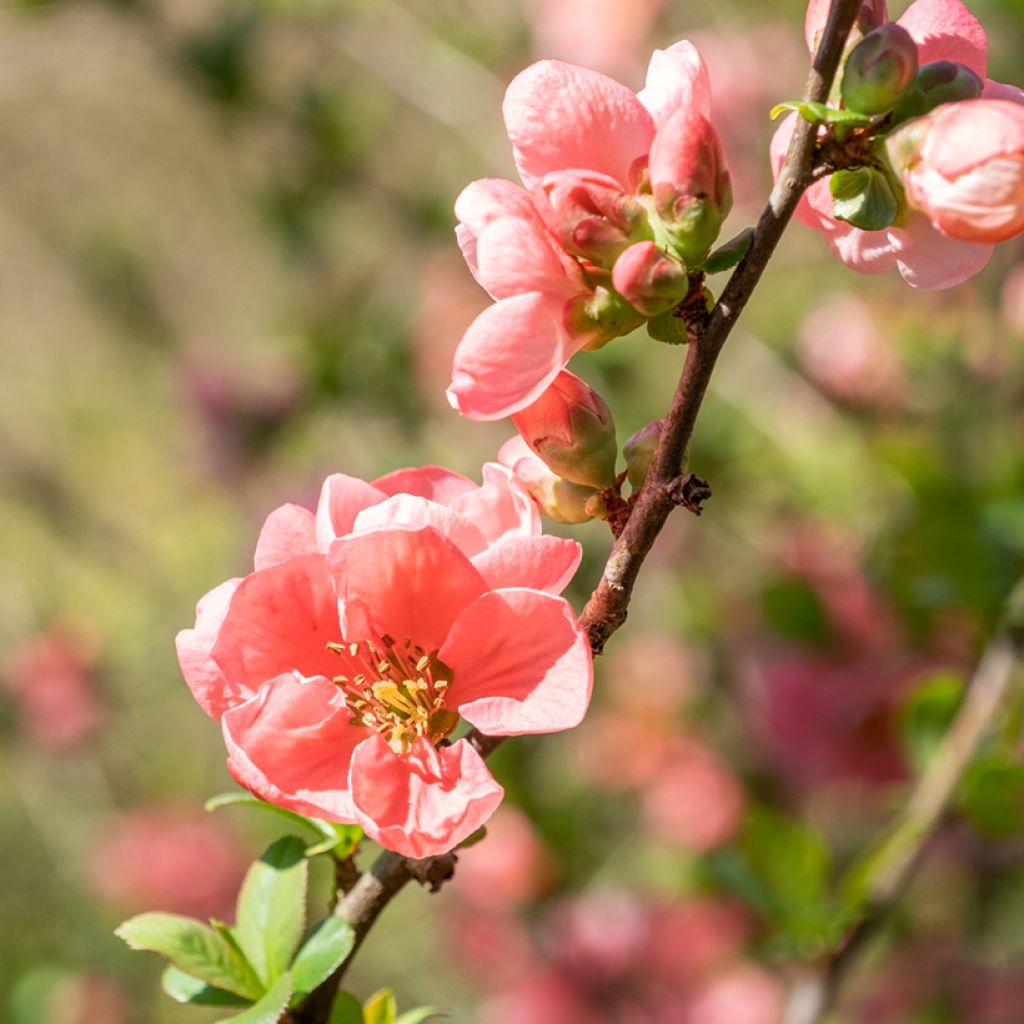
[687,963,784,1024]
[498,435,598,523]
[177,466,592,858]
[449,41,729,420]
[88,805,248,919]
[903,99,1024,243]
[776,0,1016,289]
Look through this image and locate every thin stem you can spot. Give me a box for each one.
[296,3,863,1018]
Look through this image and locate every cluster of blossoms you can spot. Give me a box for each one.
[777,0,1024,289]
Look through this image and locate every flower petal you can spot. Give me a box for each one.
[211,555,342,692]
[329,526,486,650]
[448,462,540,543]
[372,466,477,504]
[898,0,987,76]
[349,735,504,859]
[442,588,592,735]
[254,503,317,571]
[637,40,712,128]
[448,292,584,421]
[314,474,386,550]
[353,494,488,558]
[176,578,245,721]
[890,215,994,289]
[222,674,360,822]
[503,60,655,190]
[470,536,582,595]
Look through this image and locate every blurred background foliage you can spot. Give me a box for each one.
[1,0,1024,1021]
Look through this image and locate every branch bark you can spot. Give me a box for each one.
[296,3,863,1018]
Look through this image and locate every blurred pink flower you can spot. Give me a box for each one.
[1000,263,1024,335]
[177,466,591,858]
[47,973,130,1024]
[2,621,105,753]
[570,708,677,790]
[88,805,247,919]
[523,0,667,82]
[452,805,555,911]
[602,629,698,715]
[445,907,538,988]
[686,963,784,1024]
[647,897,748,983]
[797,294,906,408]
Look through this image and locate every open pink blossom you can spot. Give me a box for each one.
[177,466,591,858]
[449,40,726,420]
[777,0,1014,289]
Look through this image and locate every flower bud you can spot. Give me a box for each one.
[511,370,618,489]
[497,436,596,524]
[840,24,918,115]
[648,108,732,267]
[902,99,1024,244]
[623,418,664,493]
[535,170,651,267]
[611,241,688,317]
[890,60,984,124]
[565,284,646,350]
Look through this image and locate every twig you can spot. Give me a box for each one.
[784,583,1024,1024]
[295,3,863,1018]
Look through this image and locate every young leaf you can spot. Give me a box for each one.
[646,311,689,345]
[899,671,965,773]
[216,973,293,1024]
[830,167,899,231]
[704,228,754,274]
[236,836,309,986]
[364,988,399,1024]
[395,1009,444,1024]
[206,792,340,846]
[329,991,365,1024]
[162,965,250,1006]
[959,755,1024,837]
[769,100,873,126]
[115,913,263,1000]
[290,918,356,1002]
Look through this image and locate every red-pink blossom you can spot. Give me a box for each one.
[497,435,598,524]
[177,466,592,858]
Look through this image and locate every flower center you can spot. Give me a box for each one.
[327,636,459,755]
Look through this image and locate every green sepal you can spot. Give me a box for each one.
[161,965,250,1007]
[829,167,899,230]
[769,100,873,127]
[704,228,754,274]
[289,918,356,1003]
[646,311,689,345]
[216,973,293,1024]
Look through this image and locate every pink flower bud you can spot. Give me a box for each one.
[840,24,918,115]
[622,417,664,492]
[511,370,618,489]
[498,436,597,524]
[535,169,651,267]
[903,99,1024,244]
[648,108,732,266]
[611,242,688,317]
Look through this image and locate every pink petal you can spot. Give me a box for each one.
[637,40,712,128]
[222,674,361,822]
[372,466,477,505]
[503,60,656,191]
[898,0,987,76]
[314,474,386,550]
[349,735,504,859]
[447,292,584,421]
[176,578,245,721]
[470,536,581,594]
[329,526,486,651]
[253,503,317,571]
[353,494,489,558]
[806,0,889,53]
[889,215,994,289]
[984,80,1024,105]
[441,588,593,735]
[455,179,581,300]
[211,555,342,692]
[449,462,540,544]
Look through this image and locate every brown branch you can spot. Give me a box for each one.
[295,3,863,1018]
[784,583,1024,1024]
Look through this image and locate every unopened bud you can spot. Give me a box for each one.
[840,24,918,115]
[535,170,651,268]
[611,241,688,317]
[648,108,732,267]
[890,60,984,124]
[623,419,664,493]
[511,370,618,489]
[497,436,596,524]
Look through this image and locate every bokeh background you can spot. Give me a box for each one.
[2,0,1024,1021]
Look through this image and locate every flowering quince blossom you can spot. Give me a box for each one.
[448,40,732,420]
[176,465,592,859]
[776,0,1024,289]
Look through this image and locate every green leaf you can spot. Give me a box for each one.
[115,913,263,1000]
[329,991,365,1024]
[899,671,965,773]
[396,1009,444,1024]
[162,966,250,1007]
[216,973,293,1024]
[290,918,356,1002]
[769,100,873,126]
[364,988,398,1024]
[830,167,899,231]
[704,228,754,274]
[646,311,689,345]
[236,836,308,986]
[306,823,365,859]
[959,755,1024,837]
